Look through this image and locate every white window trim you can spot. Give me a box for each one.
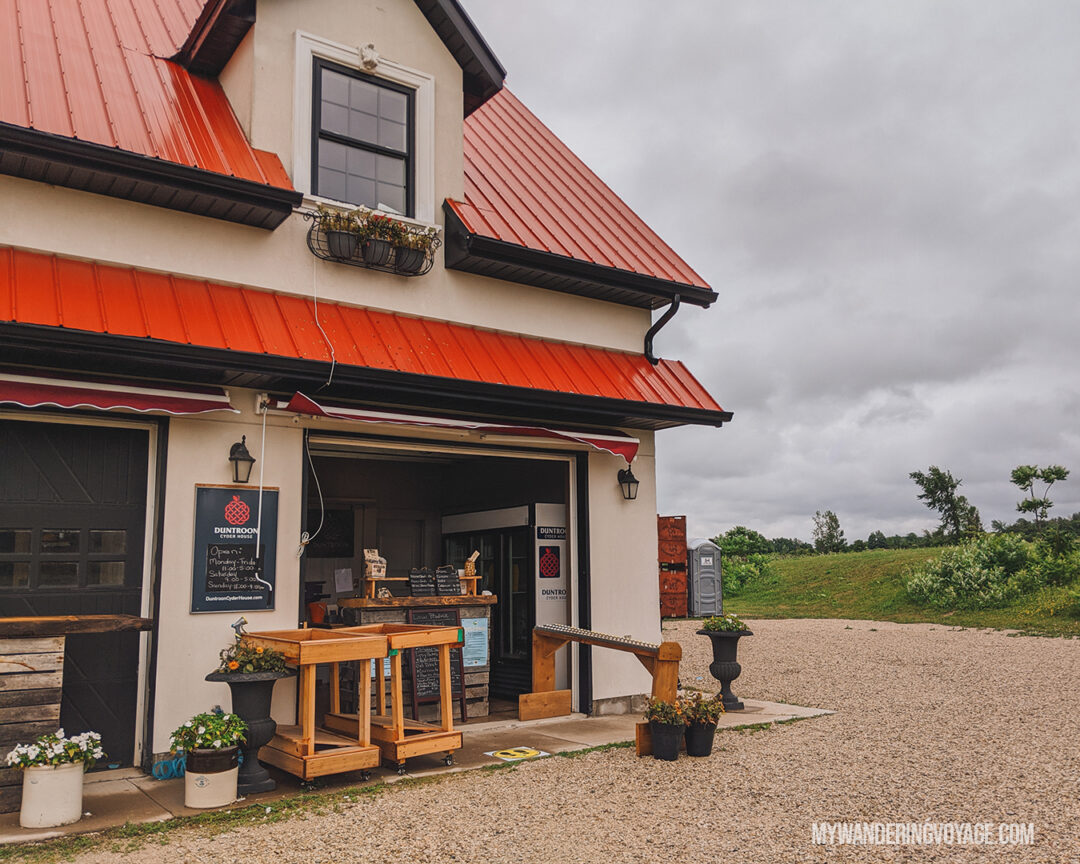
[293,30,436,225]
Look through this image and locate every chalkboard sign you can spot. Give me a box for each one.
[191,486,278,613]
[435,568,462,596]
[409,568,437,597]
[407,608,466,722]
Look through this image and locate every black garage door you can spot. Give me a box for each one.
[0,419,149,766]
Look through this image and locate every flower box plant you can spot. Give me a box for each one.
[316,205,360,260]
[171,711,246,809]
[700,612,749,632]
[393,225,439,273]
[681,692,724,757]
[644,696,687,761]
[6,729,104,828]
[358,211,406,266]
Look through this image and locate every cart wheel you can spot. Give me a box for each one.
[396,764,407,776]
[443,754,454,766]
[360,770,371,782]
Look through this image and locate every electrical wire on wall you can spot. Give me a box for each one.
[311,254,337,392]
[252,398,273,594]
[297,431,326,559]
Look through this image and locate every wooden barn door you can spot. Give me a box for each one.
[0,419,149,766]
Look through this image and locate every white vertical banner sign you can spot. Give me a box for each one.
[534,503,570,689]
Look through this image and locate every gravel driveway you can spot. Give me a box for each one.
[73,619,1079,863]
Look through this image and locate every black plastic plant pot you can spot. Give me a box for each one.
[697,629,753,711]
[393,245,426,273]
[649,720,684,761]
[363,238,393,266]
[326,230,359,260]
[186,746,239,774]
[206,669,294,794]
[685,721,717,757]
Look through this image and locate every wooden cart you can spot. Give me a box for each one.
[324,623,463,773]
[241,628,388,781]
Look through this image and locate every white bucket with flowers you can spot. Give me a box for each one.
[6,729,104,828]
[171,711,247,809]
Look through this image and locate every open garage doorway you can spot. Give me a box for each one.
[301,436,578,716]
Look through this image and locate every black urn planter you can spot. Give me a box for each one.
[685,721,717,757]
[648,720,684,761]
[697,628,753,712]
[362,238,393,266]
[206,670,294,794]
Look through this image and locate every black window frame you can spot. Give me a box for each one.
[311,57,416,218]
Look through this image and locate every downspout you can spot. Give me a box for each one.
[644,294,681,365]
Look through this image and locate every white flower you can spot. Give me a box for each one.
[27,746,40,760]
[55,728,64,738]
[197,726,206,735]
[213,739,222,748]
[184,721,192,728]
[92,748,103,758]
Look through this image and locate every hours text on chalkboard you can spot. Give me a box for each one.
[435,567,462,596]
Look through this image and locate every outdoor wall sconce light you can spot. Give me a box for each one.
[229,436,256,484]
[618,467,640,500]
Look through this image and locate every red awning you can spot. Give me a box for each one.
[0,372,236,415]
[281,392,640,463]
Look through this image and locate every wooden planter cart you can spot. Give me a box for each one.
[240,628,387,781]
[324,624,463,773]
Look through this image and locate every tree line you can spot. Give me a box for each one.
[713,463,1072,557]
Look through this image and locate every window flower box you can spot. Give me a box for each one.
[307,207,440,276]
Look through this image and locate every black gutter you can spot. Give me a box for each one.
[443,204,717,310]
[644,294,681,365]
[0,324,733,431]
[0,123,302,230]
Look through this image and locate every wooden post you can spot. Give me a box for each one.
[329,662,341,715]
[438,643,453,732]
[299,664,316,756]
[358,661,371,746]
[389,651,404,743]
[375,656,386,717]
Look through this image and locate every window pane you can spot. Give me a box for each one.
[318,139,348,172]
[88,561,125,586]
[348,110,378,144]
[376,154,404,185]
[378,119,406,152]
[39,562,78,587]
[0,562,29,588]
[320,101,349,137]
[376,182,405,215]
[379,88,407,125]
[349,78,379,115]
[318,168,348,202]
[41,530,79,554]
[347,176,377,209]
[322,69,350,107]
[90,530,126,554]
[0,530,30,554]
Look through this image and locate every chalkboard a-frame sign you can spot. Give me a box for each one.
[191,485,278,613]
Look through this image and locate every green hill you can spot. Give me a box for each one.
[723,547,1080,636]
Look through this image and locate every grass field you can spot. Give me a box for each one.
[724,547,1080,636]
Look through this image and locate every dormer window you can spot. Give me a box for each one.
[312,59,413,217]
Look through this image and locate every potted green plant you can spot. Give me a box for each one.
[358,210,406,266]
[393,225,438,273]
[681,691,724,757]
[170,711,246,809]
[5,729,104,828]
[698,612,753,711]
[317,205,360,260]
[644,696,687,761]
[205,636,293,794]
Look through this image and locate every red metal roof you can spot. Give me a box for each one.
[452,89,711,291]
[0,246,724,415]
[0,0,290,188]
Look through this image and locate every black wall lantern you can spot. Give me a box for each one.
[229,436,256,484]
[618,466,640,500]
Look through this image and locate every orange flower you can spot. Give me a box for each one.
[228,660,239,670]
[255,647,264,654]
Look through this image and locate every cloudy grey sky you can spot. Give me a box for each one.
[464,0,1080,543]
